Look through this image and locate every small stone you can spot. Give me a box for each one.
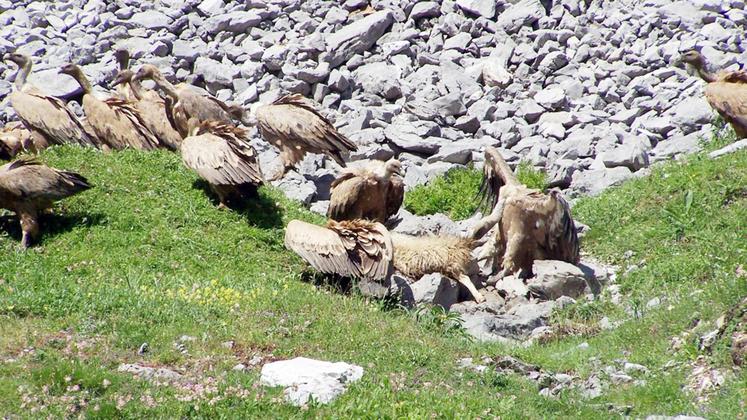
[260,357,364,406]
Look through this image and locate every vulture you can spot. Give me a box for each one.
[0,158,91,248]
[470,147,579,278]
[679,50,747,138]
[3,53,97,147]
[180,118,264,208]
[0,121,48,159]
[59,63,162,151]
[111,68,182,151]
[254,94,358,180]
[327,158,405,223]
[285,219,485,303]
[133,64,241,138]
[112,49,136,101]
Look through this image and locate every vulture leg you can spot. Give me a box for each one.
[458,274,486,303]
[18,209,39,249]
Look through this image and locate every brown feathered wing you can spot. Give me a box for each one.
[704,75,747,138]
[0,158,91,204]
[284,219,393,280]
[9,91,97,147]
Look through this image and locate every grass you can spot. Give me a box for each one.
[405,161,549,220]
[0,144,745,418]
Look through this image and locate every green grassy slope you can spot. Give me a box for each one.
[0,145,744,418]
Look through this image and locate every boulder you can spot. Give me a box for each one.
[527,260,588,300]
[260,357,364,406]
[354,62,402,100]
[325,10,394,67]
[456,0,497,19]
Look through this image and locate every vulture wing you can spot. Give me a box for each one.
[104,98,163,150]
[181,122,263,187]
[540,190,580,264]
[327,171,368,221]
[0,158,91,202]
[284,219,393,280]
[386,175,405,219]
[257,94,357,166]
[705,82,747,137]
[177,88,233,124]
[9,91,96,147]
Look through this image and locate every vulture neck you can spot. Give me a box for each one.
[13,60,32,91]
[154,78,179,100]
[69,69,94,95]
[128,79,145,101]
[692,59,717,83]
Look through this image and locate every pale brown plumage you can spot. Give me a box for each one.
[59,63,163,151]
[180,119,264,208]
[255,94,358,180]
[133,64,239,138]
[471,147,579,278]
[112,49,137,101]
[111,69,182,150]
[0,121,48,159]
[285,219,485,302]
[3,53,98,147]
[680,50,747,138]
[327,158,405,223]
[0,158,91,248]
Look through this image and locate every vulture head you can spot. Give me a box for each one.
[679,50,706,70]
[3,52,30,69]
[59,64,93,94]
[383,158,404,178]
[133,64,165,83]
[110,69,134,89]
[114,49,130,71]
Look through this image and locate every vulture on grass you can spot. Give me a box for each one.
[180,118,263,208]
[3,53,97,147]
[679,50,747,138]
[0,158,91,248]
[133,64,241,138]
[327,158,405,223]
[0,121,48,159]
[111,68,182,150]
[59,63,162,151]
[285,219,485,303]
[470,147,579,278]
[254,94,358,180]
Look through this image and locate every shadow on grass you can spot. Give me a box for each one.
[0,211,106,245]
[300,270,353,295]
[192,179,283,229]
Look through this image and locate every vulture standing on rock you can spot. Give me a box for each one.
[285,219,485,303]
[0,158,91,248]
[3,53,96,147]
[133,64,241,138]
[111,69,182,151]
[471,147,579,278]
[327,158,405,223]
[59,63,162,151]
[679,50,747,138]
[180,118,264,208]
[254,94,358,180]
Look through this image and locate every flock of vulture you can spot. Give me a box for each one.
[0,48,743,301]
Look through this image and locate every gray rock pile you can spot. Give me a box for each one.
[1,0,743,202]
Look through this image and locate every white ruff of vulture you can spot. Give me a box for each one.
[327,158,405,223]
[3,53,98,148]
[680,50,747,138]
[59,64,163,151]
[0,121,48,159]
[255,94,358,180]
[133,64,241,138]
[111,69,182,151]
[285,219,485,303]
[471,146,580,278]
[180,119,264,208]
[0,158,91,248]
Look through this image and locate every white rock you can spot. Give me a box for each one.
[325,10,394,67]
[456,0,497,19]
[260,357,364,406]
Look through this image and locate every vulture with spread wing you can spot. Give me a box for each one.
[0,121,48,159]
[4,53,97,147]
[285,219,485,303]
[111,68,182,151]
[133,64,241,138]
[180,118,264,208]
[59,63,164,151]
[327,158,405,223]
[680,50,747,138]
[254,94,358,180]
[0,158,91,248]
[470,147,579,278]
